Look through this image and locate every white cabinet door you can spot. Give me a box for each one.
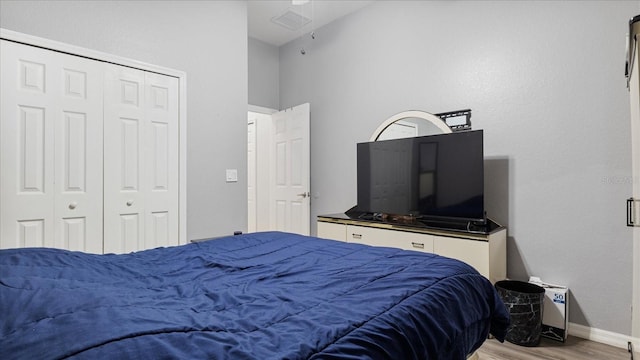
[0,40,103,253]
[103,65,179,253]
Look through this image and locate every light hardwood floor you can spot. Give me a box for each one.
[476,336,633,360]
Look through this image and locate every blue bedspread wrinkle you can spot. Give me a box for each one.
[0,231,509,359]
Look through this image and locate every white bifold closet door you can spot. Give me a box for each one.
[103,65,179,253]
[0,40,104,253]
[1,39,179,254]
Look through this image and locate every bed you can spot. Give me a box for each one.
[0,231,509,359]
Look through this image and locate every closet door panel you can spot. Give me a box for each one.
[1,40,104,252]
[17,220,46,248]
[1,41,55,249]
[119,213,142,253]
[1,40,103,252]
[2,35,184,253]
[0,40,57,248]
[18,106,48,194]
[104,65,146,254]
[144,72,179,249]
[54,52,104,254]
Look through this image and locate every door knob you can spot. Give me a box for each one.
[126,200,134,206]
[68,202,77,210]
[297,192,310,198]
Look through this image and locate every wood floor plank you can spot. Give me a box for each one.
[477,336,632,360]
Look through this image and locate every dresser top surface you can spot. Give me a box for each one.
[318,213,506,240]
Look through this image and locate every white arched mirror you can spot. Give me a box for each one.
[370,110,452,142]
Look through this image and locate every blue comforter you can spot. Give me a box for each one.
[0,231,509,359]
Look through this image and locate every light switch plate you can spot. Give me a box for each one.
[225,169,238,182]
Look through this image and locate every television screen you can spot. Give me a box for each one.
[356,130,485,224]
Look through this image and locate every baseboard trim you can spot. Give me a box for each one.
[569,322,640,353]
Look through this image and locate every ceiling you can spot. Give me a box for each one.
[247,0,373,47]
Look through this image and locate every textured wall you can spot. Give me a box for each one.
[249,37,279,110]
[279,0,636,335]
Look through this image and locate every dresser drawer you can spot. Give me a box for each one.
[317,221,347,242]
[434,235,490,279]
[346,225,434,253]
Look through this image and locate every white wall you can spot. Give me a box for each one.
[249,37,279,110]
[279,1,637,335]
[0,0,249,240]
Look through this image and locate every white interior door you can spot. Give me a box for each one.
[269,103,310,236]
[0,40,103,253]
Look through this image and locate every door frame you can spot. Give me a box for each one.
[0,28,188,245]
[248,105,277,232]
[628,20,640,346]
[631,46,640,341]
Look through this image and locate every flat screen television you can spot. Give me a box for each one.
[355,130,485,225]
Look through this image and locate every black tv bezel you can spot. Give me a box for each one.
[355,130,486,226]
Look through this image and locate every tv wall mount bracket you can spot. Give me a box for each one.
[434,109,472,132]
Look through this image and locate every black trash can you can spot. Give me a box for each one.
[495,280,545,346]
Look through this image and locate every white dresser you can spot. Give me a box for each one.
[317,214,507,284]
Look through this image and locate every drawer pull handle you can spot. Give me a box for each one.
[352,233,362,239]
[412,242,424,249]
[628,198,639,227]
